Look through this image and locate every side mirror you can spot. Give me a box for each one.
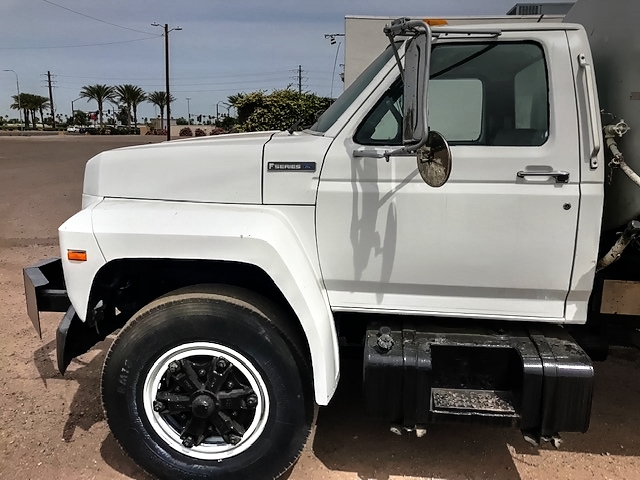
[403,34,431,145]
[417,131,452,187]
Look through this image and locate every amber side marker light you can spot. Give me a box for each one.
[67,250,87,262]
[424,18,448,26]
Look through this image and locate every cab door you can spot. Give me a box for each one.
[316,32,581,321]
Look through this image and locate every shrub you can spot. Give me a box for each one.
[195,128,206,137]
[209,127,226,136]
[229,89,332,132]
[179,127,193,137]
[156,128,167,136]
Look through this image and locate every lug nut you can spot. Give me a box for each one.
[229,435,241,445]
[246,395,258,408]
[168,361,181,373]
[216,359,228,371]
[182,436,195,448]
[153,401,165,412]
[198,369,207,377]
[226,381,234,390]
[377,326,395,352]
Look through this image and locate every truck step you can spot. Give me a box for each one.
[431,388,517,416]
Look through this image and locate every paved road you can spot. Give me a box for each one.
[1,136,640,479]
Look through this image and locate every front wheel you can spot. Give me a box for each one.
[102,287,314,480]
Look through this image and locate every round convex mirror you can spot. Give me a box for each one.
[416,131,452,187]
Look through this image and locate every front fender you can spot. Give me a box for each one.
[87,199,339,405]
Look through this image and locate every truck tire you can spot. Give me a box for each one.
[101,287,314,480]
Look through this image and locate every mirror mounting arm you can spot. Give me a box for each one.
[383,137,429,160]
[384,18,433,85]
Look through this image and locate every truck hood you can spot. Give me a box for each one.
[83,131,276,204]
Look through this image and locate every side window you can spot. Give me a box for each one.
[429,78,483,142]
[515,58,548,132]
[354,80,403,146]
[354,42,549,147]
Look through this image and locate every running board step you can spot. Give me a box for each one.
[431,388,517,417]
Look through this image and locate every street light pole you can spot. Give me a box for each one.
[186,97,191,125]
[152,22,182,141]
[216,101,228,122]
[324,34,345,99]
[3,69,22,131]
[71,96,82,124]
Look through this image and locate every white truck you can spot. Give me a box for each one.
[22,0,640,478]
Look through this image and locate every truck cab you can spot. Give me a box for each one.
[25,16,637,480]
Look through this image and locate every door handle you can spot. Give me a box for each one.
[517,170,570,183]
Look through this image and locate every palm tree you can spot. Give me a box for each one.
[11,93,31,129]
[115,84,146,127]
[79,84,115,127]
[147,91,175,129]
[129,86,146,127]
[33,95,50,128]
[10,93,49,129]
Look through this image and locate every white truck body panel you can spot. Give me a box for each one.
[59,206,107,322]
[87,199,339,405]
[564,28,605,322]
[317,27,602,323]
[83,131,276,204]
[262,132,333,205]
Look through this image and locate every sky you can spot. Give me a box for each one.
[0,0,567,123]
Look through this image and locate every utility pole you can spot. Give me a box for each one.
[298,65,302,94]
[186,97,191,125]
[2,70,22,130]
[152,22,182,141]
[47,71,56,128]
[164,25,170,137]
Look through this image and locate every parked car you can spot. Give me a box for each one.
[66,125,80,133]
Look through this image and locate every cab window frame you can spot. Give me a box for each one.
[353,40,550,148]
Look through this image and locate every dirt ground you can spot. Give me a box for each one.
[2,135,640,480]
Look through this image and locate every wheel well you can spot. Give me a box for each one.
[87,258,312,365]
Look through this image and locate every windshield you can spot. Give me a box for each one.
[309,44,397,134]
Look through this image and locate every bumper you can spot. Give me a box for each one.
[24,257,123,375]
[23,258,71,338]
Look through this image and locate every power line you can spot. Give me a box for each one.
[55,77,296,89]
[55,70,297,81]
[59,75,294,86]
[40,0,157,35]
[0,36,159,50]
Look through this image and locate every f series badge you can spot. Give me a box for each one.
[267,162,316,172]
